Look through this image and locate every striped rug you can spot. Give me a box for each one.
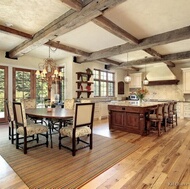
[0,134,139,188]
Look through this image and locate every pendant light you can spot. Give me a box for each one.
[143,57,149,85]
[124,53,131,83]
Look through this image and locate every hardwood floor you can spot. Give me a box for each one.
[82,118,190,189]
[1,118,190,189]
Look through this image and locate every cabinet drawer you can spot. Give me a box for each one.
[108,105,127,111]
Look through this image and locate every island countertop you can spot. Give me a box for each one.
[108,101,164,135]
[108,101,164,107]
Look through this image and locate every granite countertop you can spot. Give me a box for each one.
[108,101,164,107]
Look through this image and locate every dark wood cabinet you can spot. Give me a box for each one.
[76,72,93,98]
[108,104,157,135]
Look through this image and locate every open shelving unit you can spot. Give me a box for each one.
[76,72,93,98]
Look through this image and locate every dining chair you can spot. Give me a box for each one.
[13,101,49,154]
[59,102,95,156]
[146,104,164,136]
[163,103,169,132]
[63,99,75,126]
[5,100,16,144]
[21,98,45,124]
[64,99,75,109]
[168,101,178,127]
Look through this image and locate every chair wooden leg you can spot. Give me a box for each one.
[164,118,167,132]
[158,121,161,136]
[72,137,76,156]
[11,126,14,144]
[146,121,150,135]
[90,134,93,149]
[24,135,27,154]
[16,133,19,149]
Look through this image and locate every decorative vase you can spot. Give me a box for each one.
[139,98,143,104]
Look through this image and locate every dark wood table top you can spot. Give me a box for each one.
[25,107,74,120]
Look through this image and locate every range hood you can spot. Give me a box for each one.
[146,64,179,85]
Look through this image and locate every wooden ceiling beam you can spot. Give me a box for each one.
[77,25,190,63]
[0,24,123,66]
[60,0,83,11]
[119,51,190,67]
[92,16,176,67]
[93,15,138,44]
[7,0,127,59]
[0,25,32,39]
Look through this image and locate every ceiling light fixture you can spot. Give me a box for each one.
[124,53,131,83]
[35,40,63,91]
[143,57,149,85]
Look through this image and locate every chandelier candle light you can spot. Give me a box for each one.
[35,42,63,92]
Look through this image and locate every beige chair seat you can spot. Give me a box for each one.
[149,114,163,120]
[17,124,48,136]
[60,125,91,138]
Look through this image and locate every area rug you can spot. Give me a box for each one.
[0,134,139,188]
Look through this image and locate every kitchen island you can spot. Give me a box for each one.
[108,101,164,135]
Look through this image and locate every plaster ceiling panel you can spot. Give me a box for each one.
[55,22,126,52]
[27,45,76,60]
[0,32,25,51]
[110,50,152,62]
[152,39,190,55]
[104,0,190,39]
[0,0,70,34]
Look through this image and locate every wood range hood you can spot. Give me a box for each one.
[145,64,179,86]
[146,79,179,86]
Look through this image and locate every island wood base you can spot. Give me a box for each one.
[108,103,158,135]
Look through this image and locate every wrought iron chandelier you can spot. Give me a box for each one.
[35,42,63,90]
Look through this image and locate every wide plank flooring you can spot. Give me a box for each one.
[1,118,190,189]
[82,118,190,189]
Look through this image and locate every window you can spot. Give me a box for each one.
[13,68,35,102]
[0,66,8,122]
[36,78,48,104]
[13,67,65,103]
[59,67,65,102]
[93,69,115,97]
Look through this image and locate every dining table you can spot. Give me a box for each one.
[25,107,74,148]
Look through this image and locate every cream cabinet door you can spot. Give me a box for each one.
[182,68,190,93]
[129,73,142,88]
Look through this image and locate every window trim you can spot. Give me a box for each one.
[93,69,115,97]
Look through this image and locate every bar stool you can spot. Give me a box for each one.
[146,104,164,136]
[163,103,169,132]
[168,101,177,127]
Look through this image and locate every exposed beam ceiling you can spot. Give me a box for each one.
[6,0,127,58]
[76,25,190,63]
[1,0,190,70]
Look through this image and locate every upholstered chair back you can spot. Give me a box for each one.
[22,98,36,109]
[74,103,94,128]
[64,99,74,110]
[13,102,28,127]
[7,101,14,121]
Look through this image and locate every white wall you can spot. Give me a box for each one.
[0,49,127,100]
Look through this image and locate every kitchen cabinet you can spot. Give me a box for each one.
[183,103,190,118]
[76,72,93,98]
[129,73,142,88]
[182,68,190,93]
[94,102,109,120]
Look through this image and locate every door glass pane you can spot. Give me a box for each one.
[0,68,6,120]
[36,79,48,104]
[15,70,31,101]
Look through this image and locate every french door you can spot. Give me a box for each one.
[0,66,8,123]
